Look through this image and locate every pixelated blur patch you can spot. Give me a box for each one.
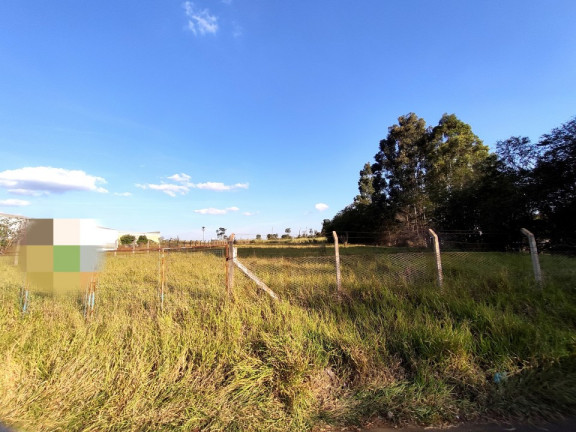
[23,219,53,245]
[24,246,53,272]
[80,246,102,272]
[53,272,82,295]
[27,272,54,294]
[53,246,81,272]
[18,218,107,295]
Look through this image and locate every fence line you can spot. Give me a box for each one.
[232,228,568,298]
[3,228,571,316]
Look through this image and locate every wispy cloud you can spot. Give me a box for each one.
[137,173,248,197]
[167,173,191,183]
[232,21,243,38]
[114,192,133,197]
[183,2,218,36]
[0,167,108,195]
[194,182,248,191]
[0,199,31,207]
[315,203,329,211]
[135,183,188,198]
[5,189,47,197]
[242,211,257,216]
[194,206,239,215]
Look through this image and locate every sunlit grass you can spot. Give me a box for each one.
[0,248,575,431]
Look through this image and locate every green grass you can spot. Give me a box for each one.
[0,249,575,431]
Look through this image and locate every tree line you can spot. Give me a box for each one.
[322,113,575,250]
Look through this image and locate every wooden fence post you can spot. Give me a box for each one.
[521,228,543,286]
[226,234,236,297]
[428,229,443,288]
[332,231,342,294]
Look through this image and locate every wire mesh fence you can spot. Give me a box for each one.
[434,231,536,287]
[237,255,337,302]
[234,229,574,299]
[2,228,573,317]
[340,252,436,287]
[0,246,229,316]
[234,241,439,303]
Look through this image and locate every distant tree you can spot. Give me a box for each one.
[120,234,136,245]
[267,233,278,240]
[427,114,491,229]
[354,162,375,206]
[255,234,262,240]
[325,113,491,245]
[216,227,227,240]
[137,235,148,245]
[0,216,26,254]
[533,117,576,245]
[427,114,489,201]
[496,136,541,173]
[372,113,429,235]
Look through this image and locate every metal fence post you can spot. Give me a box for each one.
[332,231,342,294]
[20,278,29,314]
[521,228,543,286]
[160,248,166,311]
[428,229,443,288]
[84,274,97,319]
[226,234,235,297]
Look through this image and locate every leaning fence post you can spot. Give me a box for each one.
[332,231,342,294]
[226,234,236,297]
[428,229,443,288]
[521,228,542,286]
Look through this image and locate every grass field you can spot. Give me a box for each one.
[0,248,575,431]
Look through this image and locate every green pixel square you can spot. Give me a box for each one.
[53,245,81,272]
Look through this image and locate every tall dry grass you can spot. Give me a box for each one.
[0,250,574,431]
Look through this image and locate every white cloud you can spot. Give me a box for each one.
[167,173,191,183]
[242,211,257,216]
[0,199,31,207]
[0,167,108,195]
[114,192,132,197]
[183,2,218,36]
[315,203,329,211]
[136,183,189,197]
[194,206,239,215]
[193,182,249,191]
[7,189,47,196]
[137,174,248,197]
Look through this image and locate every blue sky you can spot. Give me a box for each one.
[1,0,575,240]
